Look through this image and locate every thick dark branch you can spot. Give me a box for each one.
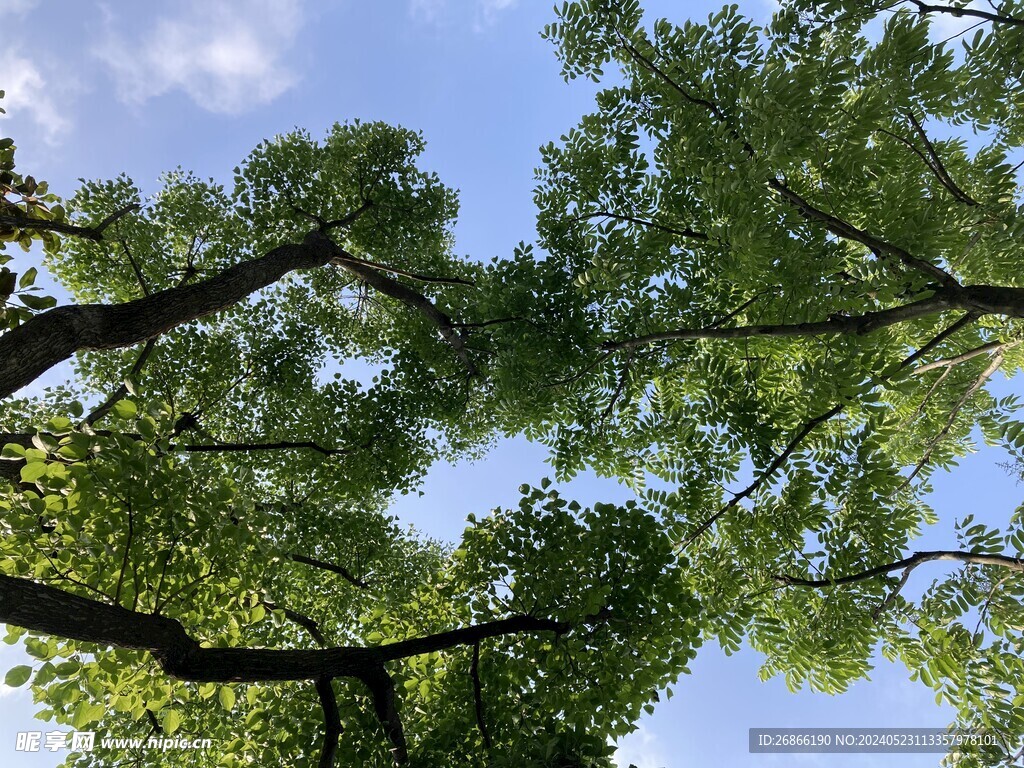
[113,502,135,605]
[333,247,478,375]
[333,251,475,287]
[144,708,163,736]
[766,177,961,289]
[471,642,493,753]
[0,575,583,764]
[603,296,951,351]
[0,231,340,399]
[374,614,570,662]
[0,203,139,242]
[0,573,573,683]
[83,265,207,428]
[905,0,1024,27]
[322,199,374,231]
[362,666,409,766]
[775,549,1024,588]
[265,600,329,647]
[315,677,343,768]
[179,440,352,457]
[570,210,708,241]
[290,553,370,590]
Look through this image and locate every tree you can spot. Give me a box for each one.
[0,107,695,767]
[1,1,1024,766]
[534,0,1024,764]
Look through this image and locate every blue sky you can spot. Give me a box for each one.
[0,1,1016,766]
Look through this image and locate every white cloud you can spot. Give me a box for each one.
[410,0,446,24]
[0,51,71,144]
[94,0,303,114]
[612,724,669,768]
[478,0,518,25]
[409,0,518,30]
[0,0,39,15]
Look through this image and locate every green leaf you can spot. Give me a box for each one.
[218,685,235,711]
[164,709,181,734]
[71,701,105,729]
[4,665,31,687]
[111,400,137,419]
[18,293,57,310]
[1,442,25,459]
[20,461,47,483]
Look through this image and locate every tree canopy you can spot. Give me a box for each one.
[2,1,1024,766]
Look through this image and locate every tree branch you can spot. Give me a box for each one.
[471,641,493,754]
[0,573,573,681]
[569,210,708,241]
[0,575,583,764]
[0,231,341,399]
[361,665,409,766]
[615,31,962,289]
[322,200,374,232]
[289,553,370,590]
[903,111,979,205]
[912,339,1021,375]
[332,251,475,287]
[680,403,845,549]
[775,549,1024,589]
[0,203,139,242]
[905,0,1024,27]
[315,677,343,768]
[765,177,961,289]
[678,313,987,548]
[898,311,977,369]
[603,296,952,351]
[82,338,158,427]
[177,440,352,457]
[265,600,329,647]
[333,247,478,375]
[902,349,1006,486]
[0,432,357,480]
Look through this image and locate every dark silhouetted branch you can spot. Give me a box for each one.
[290,553,370,590]
[905,0,1024,27]
[776,549,1024,589]
[603,296,951,351]
[315,677,343,768]
[0,203,139,242]
[471,641,493,753]
[0,231,341,399]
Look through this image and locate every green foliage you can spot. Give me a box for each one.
[536,1,1024,764]
[0,92,60,331]
[2,2,1024,766]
